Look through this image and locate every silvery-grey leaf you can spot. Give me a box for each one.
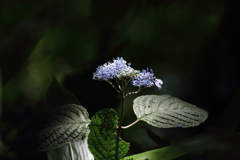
[133,95,208,128]
[47,137,94,160]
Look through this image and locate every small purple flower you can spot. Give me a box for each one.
[131,68,163,89]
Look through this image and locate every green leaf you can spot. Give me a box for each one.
[121,146,186,160]
[10,104,91,153]
[88,108,129,160]
[44,77,81,110]
[133,94,208,128]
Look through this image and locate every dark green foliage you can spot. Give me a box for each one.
[88,108,129,160]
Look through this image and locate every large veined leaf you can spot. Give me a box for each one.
[133,95,208,128]
[88,108,129,160]
[122,146,186,160]
[10,104,91,153]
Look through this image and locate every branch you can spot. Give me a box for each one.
[107,80,120,93]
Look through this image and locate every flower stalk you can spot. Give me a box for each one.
[115,89,125,160]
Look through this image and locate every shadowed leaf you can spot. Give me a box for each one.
[10,104,91,153]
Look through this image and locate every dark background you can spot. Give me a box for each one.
[1,0,240,159]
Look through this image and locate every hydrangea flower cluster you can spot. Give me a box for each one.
[93,57,139,81]
[93,57,163,89]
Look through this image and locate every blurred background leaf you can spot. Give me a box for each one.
[44,77,80,110]
[122,146,186,160]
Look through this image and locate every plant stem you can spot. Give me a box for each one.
[69,142,74,160]
[121,78,131,90]
[121,119,139,129]
[115,90,125,160]
[107,80,120,93]
[116,78,122,90]
[125,88,142,98]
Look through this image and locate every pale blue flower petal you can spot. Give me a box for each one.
[155,79,163,89]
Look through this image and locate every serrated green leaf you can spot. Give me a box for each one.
[10,104,91,153]
[88,108,129,160]
[133,95,208,128]
[121,146,186,160]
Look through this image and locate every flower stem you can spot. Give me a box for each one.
[107,80,120,93]
[115,90,125,160]
[121,119,139,129]
[124,88,142,98]
[116,78,122,90]
[121,79,131,90]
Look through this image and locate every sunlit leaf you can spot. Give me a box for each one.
[133,94,208,128]
[88,108,129,160]
[122,146,186,160]
[10,104,91,153]
[47,138,94,160]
